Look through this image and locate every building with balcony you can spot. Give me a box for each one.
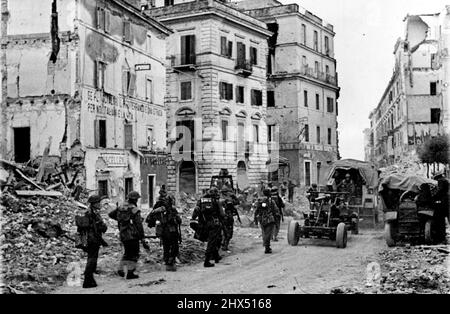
[2,0,172,204]
[146,0,272,194]
[232,0,340,188]
[367,11,448,168]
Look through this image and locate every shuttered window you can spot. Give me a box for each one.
[124,124,133,149]
[123,21,131,43]
[94,119,107,148]
[181,35,196,64]
[250,47,258,65]
[236,86,244,104]
[180,81,192,101]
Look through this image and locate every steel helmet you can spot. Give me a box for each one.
[127,191,141,200]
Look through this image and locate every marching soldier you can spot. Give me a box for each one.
[192,187,224,267]
[254,189,280,254]
[270,186,285,242]
[147,190,182,271]
[109,191,148,279]
[78,195,108,288]
[220,186,241,251]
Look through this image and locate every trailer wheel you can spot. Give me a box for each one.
[384,222,396,247]
[424,219,434,245]
[287,221,300,246]
[336,223,347,248]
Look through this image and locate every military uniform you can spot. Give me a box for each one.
[270,187,285,242]
[254,190,279,254]
[337,178,356,204]
[192,188,224,267]
[148,192,182,271]
[109,191,145,279]
[433,173,449,242]
[79,195,107,289]
[220,188,240,251]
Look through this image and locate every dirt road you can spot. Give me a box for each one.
[56,221,385,294]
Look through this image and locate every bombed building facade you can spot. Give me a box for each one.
[146,0,272,194]
[233,0,340,188]
[1,0,171,204]
[365,9,450,167]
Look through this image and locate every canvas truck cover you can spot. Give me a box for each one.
[326,159,378,188]
[378,174,437,194]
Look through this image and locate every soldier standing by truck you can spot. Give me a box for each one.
[220,186,241,251]
[254,189,280,254]
[270,186,285,242]
[192,188,225,267]
[109,191,149,279]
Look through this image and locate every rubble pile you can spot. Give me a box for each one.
[370,245,450,294]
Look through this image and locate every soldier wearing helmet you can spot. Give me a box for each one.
[220,186,240,251]
[254,189,279,254]
[192,187,225,267]
[109,191,147,279]
[270,186,285,242]
[79,195,108,288]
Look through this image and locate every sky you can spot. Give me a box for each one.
[279,0,448,160]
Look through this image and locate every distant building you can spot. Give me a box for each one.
[232,0,341,188]
[146,0,272,194]
[2,0,172,203]
[367,10,449,167]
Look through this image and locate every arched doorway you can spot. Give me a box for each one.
[179,161,196,194]
[237,161,249,190]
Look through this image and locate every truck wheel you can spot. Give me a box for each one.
[336,223,347,248]
[384,222,396,247]
[287,221,300,246]
[424,219,434,245]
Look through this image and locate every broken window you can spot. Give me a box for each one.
[267,91,275,108]
[236,86,244,104]
[94,119,107,148]
[220,82,233,100]
[316,94,320,110]
[430,82,437,96]
[124,124,133,149]
[180,81,192,101]
[181,35,196,65]
[304,90,308,107]
[13,127,30,163]
[250,47,258,65]
[431,108,441,123]
[251,89,262,106]
[98,180,108,198]
[123,20,132,44]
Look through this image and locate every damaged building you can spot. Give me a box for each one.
[232,0,341,188]
[1,0,172,204]
[366,9,450,168]
[145,0,272,194]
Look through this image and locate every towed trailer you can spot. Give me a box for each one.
[287,192,359,249]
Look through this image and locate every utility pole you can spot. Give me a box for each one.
[1,0,8,159]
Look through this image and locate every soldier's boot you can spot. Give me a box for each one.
[117,260,126,277]
[126,270,139,280]
[265,247,272,254]
[204,254,215,268]
[82,274,97,289]
[214,253,222,263]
